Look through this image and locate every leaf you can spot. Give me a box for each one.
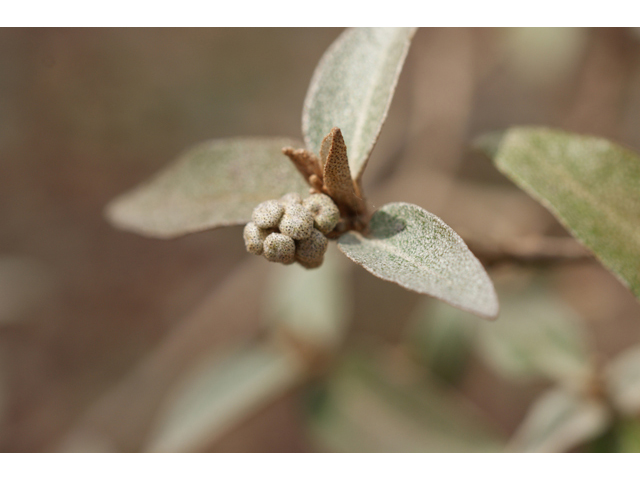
[105,137,309,239]
[307,352,504,452]
[303,27,416,182]
[337,202,498,319]
[322,127,363,214]
[508,388,610,452]
[145,341,305,452]
[475,284,592,387]
[479,127,640,300]
[605,345,640,416]
[262,247,352,351]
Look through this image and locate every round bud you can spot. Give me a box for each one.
[295,228,328,269]
[263,233,296,264]
[278,203,313,240]
[303,193,340,234]
[243,222,269,255]
[279,192,303,205]
[297,256,324,269]
[252,200,284,229]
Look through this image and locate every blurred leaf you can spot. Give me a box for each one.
[619,419,640,453]
[263,247,352,351]
[338,203,499,319]
[406,300,478,385]
[145,341,305,452]
[480,127,640,300]
[509,388,610,452]
[303,27,416,181]
[105,137,309,239]
[476,285,592,386]
[606,345,640,416]
[308,353,504,452]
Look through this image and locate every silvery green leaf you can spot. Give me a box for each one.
[479,127,640,300]
[307,353,504,453]
[337,202,498,319]
[105,137,309,239]
[476,285,592,387]
[145,342,305,452]
[605,346,640,416]
[509,388,610,452]
[263,247,351,351]
[303,28,416,182]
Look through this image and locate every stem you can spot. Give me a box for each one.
[465,235,593,267]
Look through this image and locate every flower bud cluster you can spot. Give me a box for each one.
[243,193,340,269]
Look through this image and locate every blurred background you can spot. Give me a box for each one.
[1,28,640,452]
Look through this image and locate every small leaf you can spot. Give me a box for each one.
[145,341,305,452]
[476,284,592,387]
[263,247,352,351]
[105,137,309,239]
[605,346,640,416]
[303,28,417,182]
[322,128,363,214]
[337,202,498,319]
[307,353,504,452]
[479,127,640,300]
[509,388,610,452]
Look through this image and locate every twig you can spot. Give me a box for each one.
[465,235,593,268]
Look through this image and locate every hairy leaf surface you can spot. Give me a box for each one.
[337,203,498,319]
[480,127,640,300]
[106,138,308,239]
[303,28,416,182]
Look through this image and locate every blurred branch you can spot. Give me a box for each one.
[465,235,593,268]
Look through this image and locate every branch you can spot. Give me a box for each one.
[465,235,594,268]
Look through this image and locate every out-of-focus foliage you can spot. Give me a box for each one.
[306,352,504,452]
[475,285,592,387]
[145,341,305,452]
[478,127,640,300]
[508,388,610,453]
[606,346,640,416]
[263,247,352,351]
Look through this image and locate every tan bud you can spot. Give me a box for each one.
[263,233,296,264]
[243,222,269,255]
[252,200,284,229]
[295,228,328,269]
[303,193,340,234]
[278,203,313,240]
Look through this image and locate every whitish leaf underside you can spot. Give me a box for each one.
[105,138,309,239]
[303,27,416,181]
[337,203,498,319]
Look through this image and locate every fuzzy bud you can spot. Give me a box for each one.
[303,193,340,234]
[279,192,303,205]
[278,203,314,240]
[295,228,328,269]
[243,222,269,255]
[252,200,285,229]
[263,233,296,264]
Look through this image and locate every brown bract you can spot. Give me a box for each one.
[282,127,368,235]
